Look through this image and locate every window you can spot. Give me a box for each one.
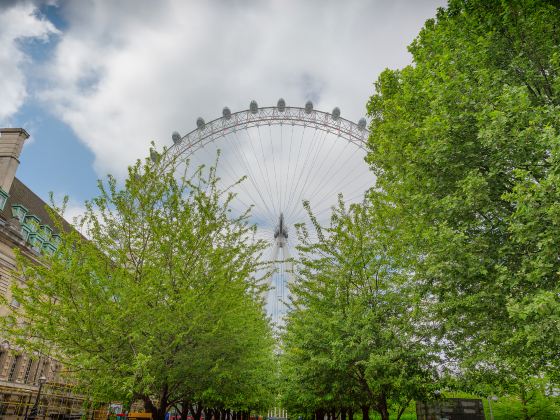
[0,189,8,211]
[23,358,33,383]
[39,360,50,382]
[0,351,6,378]
[52,363,60,382]
[8,355,21,382]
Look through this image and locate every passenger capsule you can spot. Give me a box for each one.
[250,100,259,114]
[277,98,286,112]
[332,107,341,120]
[358,118,367,130]
[223,107,232,119]
[305,101,313,114]
[196,117,206,129]
[171,131,182,144]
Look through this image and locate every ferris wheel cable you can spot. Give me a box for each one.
[307,161,371,214]
[284,126,310,218]
[254,126,278,218]
[282,124,296,218]
[287,128,328,217]
[215,161,260,215]
[228,129,277,222]
[222,134,274,223]
[266,124,281,214]
[291,135,354,213]
[277,125,284,211]
[198,138,261,214]
[310,191,368,219]
[294,128,333,213]
[279,125,304,218]
[286,131,354,220]
[239,127,278,219]
[284,129,338,222]
[299,143,365,213]
[285,128,335,221]
[284,127,323,221]
[311,176,369,217]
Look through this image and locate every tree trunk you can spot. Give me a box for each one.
[315,408,324,420]
[144,384,169,420]
[340,407,346,420]
[348,408,353,420]
[190,404,203,420]
[181,402,190,420]
[143,397,160,420]
[360,405,369,420]
[520,386,530,420]
[376,393,389,420]
[395,399,410,420]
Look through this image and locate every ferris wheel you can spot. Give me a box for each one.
[161,99,371,325]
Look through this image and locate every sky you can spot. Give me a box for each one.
[0,0,445,222]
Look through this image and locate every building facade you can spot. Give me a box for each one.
[0,128,97,419]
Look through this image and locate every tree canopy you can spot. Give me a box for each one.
[2,153,275,420]
[366,0,560,398]
[280,199,438,420]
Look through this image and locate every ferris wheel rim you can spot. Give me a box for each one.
[152,102,372,325]
[159,103,369,165]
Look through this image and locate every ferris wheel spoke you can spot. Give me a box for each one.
[285,127,322,221]
[225,140,275,222]
[308,169,371,217]
[267,124,282,215]
[255,126,278,216]
[282,124,295,218]
[311,190,368,220]
[285,129,338,221]
[201,141,243,188]
[245,127,279,218]
[294,138,353,210]
[287,130,352,219]
[233,131,274,217]
[288,129,347,221]
[226,130,277,222]
[208,140,269,216]
[284,126,311,218]
[300,142,365,213]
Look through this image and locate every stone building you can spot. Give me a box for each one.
[0,128,93,419]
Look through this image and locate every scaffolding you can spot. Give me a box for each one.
[0,381,108,419]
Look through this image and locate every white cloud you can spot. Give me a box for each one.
[39,0,444,178]
[28,1,446,320]
[0,2,58,123]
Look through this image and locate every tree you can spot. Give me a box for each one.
[2,151,275,420]
[280,198,437,420]
[366,0,560,400]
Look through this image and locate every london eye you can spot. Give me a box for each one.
[161,99,371,326]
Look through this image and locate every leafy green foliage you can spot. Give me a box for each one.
[280,198,437,420]
[365,0,560,406]
[1,152,275,419]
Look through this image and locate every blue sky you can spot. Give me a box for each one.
[3,2,98,213]
[0,0,445,220]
